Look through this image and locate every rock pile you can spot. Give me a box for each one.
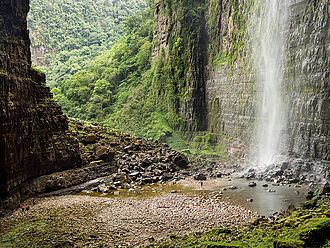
[69,119,189,191]
[241,158,330,192]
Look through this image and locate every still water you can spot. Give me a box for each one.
[186,177,309,216]
[79,177,309,217]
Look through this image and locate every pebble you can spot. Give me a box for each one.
[248,182,257,187]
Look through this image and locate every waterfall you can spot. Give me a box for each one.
[253,0,289,167]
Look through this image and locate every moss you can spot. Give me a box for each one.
[0,221,51,248]
[198,242,241,248]
[150,0,208,132]
[207,0,254,70]
[31,66,45,76]
[273,239,305,248]
[303,198,318,209]
[299,218,330,247]
[189,132,228,159]
[158,201,330,248]
[322,240,330,248]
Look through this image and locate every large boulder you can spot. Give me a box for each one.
[173,154,189,168]
[95,146,115,162]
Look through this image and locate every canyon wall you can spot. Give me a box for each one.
[0,0,329,205]
[285,0,330,160]
[205,0,256,143]
[152,0,208,132]
[0,0,80,201]
[153,0,329,161]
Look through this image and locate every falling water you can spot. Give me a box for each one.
[253,0,289,167]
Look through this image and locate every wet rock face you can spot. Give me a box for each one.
[285,1,330,160]
[206,1,330,161]
[0,0,80,200]
[206,0,256,142]
[152,0,208,132]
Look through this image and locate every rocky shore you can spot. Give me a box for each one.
[1,120,329,247]
[0,193,255,247]
[0,119,190,211]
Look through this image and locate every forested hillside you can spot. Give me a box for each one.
[28,0,147,87]
[28,1,225,155]
[52,9,156,134]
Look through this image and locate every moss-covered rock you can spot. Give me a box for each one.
[157,200,330,248]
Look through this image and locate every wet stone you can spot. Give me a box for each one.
[129,171,140,177]
[113,181,121,187]
[248,182,257,187]
[83,134,98,144]
[173,154,189,168]
[194,173,207,181]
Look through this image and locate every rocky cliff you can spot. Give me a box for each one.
[0,0,80,203]
[286,0,330,160]
[152,0,208,132]
[153,0,330,161]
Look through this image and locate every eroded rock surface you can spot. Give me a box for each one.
[0,0,80,208]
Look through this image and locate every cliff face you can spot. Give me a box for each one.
[286,1,330,160]
[205,0,256,142]
[0,0,80,200]
[153,0,330,161]
[152,0,208,132]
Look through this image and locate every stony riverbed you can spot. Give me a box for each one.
[0,192,255,248]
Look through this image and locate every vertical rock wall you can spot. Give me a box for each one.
[0,0,80,200]
[205,0,256,142]
[206,0,330,161]
[153,0,329,161]
[152,0,208,131]
[286,0,330,160]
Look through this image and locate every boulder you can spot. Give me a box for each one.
[95,146,115,162]
[163,173,174,180]
[194,173,207,181]
[129,171,141,177]
[248,182,257,187]
[318,182,330,196]
[83,134,98,144]
[173,154,189,168]
[97,184,109,193]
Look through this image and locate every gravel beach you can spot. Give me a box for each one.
[0,193,255,247]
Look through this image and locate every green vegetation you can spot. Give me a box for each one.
[49,1,222,155]
[28,0,147,87]
[51,8,153,122]
[0,221,63,248]
[157,200,330,248]
[190,133,228,158]
[29,0,229,155]
[207,0,253,69]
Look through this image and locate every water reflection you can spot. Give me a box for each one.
[202,178,308,216]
